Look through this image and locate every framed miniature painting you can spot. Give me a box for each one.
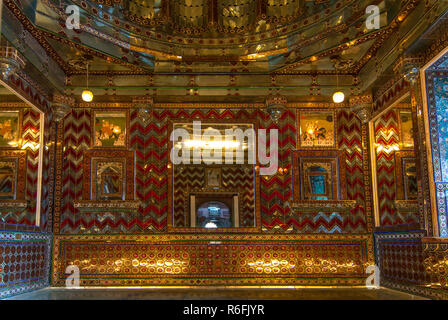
[298,110,335,148]
[0,111,20,147]
[93,112,127,147]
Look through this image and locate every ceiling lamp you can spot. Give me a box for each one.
[81,61,93,102]
[332,74,345,103]
[333,91,345,103]
[82,89,93,102]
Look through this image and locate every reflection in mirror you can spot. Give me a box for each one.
[0,112,19,146]
[304,164,331,200]
[95,162,124,200]
[404,164,418,200]
[171,122,257,230]
[197,201,232,228]
[0,82,44,227]
[0,161,16,199]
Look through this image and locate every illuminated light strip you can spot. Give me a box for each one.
[183,140,241,149]
[239,47,289,61]
[130,45,182,60]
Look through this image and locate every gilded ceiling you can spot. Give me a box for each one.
[1,0,447,102]
[7,0,405,74]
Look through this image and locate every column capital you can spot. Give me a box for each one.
[266,95,287,123]
[133,96,154,123]
[51,94,74,122]
[349,95,373,123]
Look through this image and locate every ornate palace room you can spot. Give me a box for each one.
[1,0,448,301]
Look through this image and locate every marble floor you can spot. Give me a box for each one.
[6,287,427,300]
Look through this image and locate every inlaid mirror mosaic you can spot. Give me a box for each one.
[0,106,44,228]
[169,122,260,232]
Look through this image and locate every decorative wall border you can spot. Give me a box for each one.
[51,233,374,287]
[0,149,27,201]
[424,70,448,236]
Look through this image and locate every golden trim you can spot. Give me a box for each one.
[368,120,380,227]
[420,69,439,236]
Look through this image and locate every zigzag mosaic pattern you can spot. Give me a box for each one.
[0,108,41,226]
[23,109,41,225]
[284,110,368,233]
[375,109,418,226]
[375,110,399,225]
[130,109,167,232]
[337,110,368,232]
[59,110,91,233]
[173,166,255,227]
[259,109,296,232]
[57,107,371,234]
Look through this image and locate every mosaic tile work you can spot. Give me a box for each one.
[0,107,41,227]
[374,108,418,226]
[337,110,370,232]
[426,71,448,236]
[375,231,448,300]
[0,231,51,299]
[55,107,371,234]
[52,234,372,287]
[173,166,255,228]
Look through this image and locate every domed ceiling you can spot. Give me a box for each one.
[5,0,407,74]
[1,0,446,102]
